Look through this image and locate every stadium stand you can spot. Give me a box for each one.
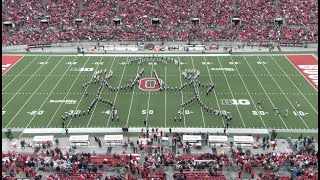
[1,0,318,45]
[278,0,318,26]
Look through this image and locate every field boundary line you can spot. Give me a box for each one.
[5,56,64,128]
[2,56,38,91]
[230,56,269,133]
[2,55,25,76]
[3,56,51,109]
[178,57,186,127]
[243,56,288,128]
[203,56,225,127]
[190,57,205,127]
[106,57,126,127]
[126,65,140,127]
[216,56,246,127]
[256,56,309,129]
[3,127,317,134]
[27,56,77,128]
[284,55,318,92]
[271,55,317,114]
[47,56,90,128]
[16,53,317,57]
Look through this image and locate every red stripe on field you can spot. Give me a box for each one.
[285,55,318,91]
[2,55,24,75]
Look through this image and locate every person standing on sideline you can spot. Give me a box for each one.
[169,127,172,134]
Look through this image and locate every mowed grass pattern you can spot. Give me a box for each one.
[2,55,318,130]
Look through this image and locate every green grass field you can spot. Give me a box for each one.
[2,54,318,133]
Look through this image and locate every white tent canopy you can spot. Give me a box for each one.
[104,135,123,141]
[208,135,228,142]
[33,136,54,142]
[183,135,201,142]
[69,135,89,142]
[233,136,254,143]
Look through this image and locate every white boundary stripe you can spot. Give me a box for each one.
[3,56,51,109]
[26,56,76,129]
[256,56,310,129]
[164,65,167,127]
[216,57,246,127]
[271,56,318,114]
[145,61,154,126]
[106,57,125,127]
[178,57,186,127]
[5,56,63,128]
[48,56,90,128]
[190,57,205,127]
[2,55,25,76]
[230,56,269,134]
[311,53,318,60]
[243,56,288,128]
[203,56,225,127]
[15,53,316,57]
[284,55,318,92]
[2,56,38,91]
[126,65,140,126]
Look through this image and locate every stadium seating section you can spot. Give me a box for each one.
[1,0,318,45]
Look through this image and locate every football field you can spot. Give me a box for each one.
[2,54,318,133]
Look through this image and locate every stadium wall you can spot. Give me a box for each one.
[2,41,318,52]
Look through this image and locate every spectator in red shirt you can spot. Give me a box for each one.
[238,169,242,178]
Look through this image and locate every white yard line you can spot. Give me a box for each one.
[284,56,318,92]
[230,56,268,131]
[2,55,25,76]
[26,56,77,128]
[5,56,64,128]
[190,57,205,128]
[145,61,154,127]
[2,56,51,109]
[2,56,38,91]
[86,57,117,127]
[216,56,246,128]
[271,56,317,114]
[177,57,186,127]
[164,65,167,127]
[126,66,140,127]
[256,56,309,129]
[203,56,225,127]
[243,56,288,128]
[47,56,91,128]
[106,57,127,127]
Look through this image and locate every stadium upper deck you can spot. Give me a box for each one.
[1,0,318,45]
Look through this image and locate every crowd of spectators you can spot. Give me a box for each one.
[80,0,117,27]
[6,0,44,30]
[1,0,318,46]
[195,0,234,27]
[1,132,318,180]
[236,0,276,26]
[279,0,318,26]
